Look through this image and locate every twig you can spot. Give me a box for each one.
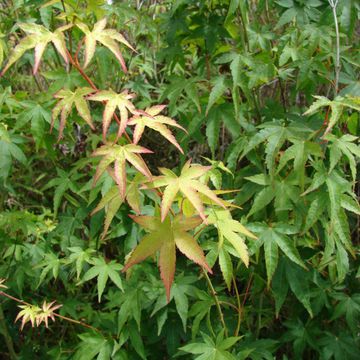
[202,269,228,337]
[328,0,340,96]
[232,277,242,336]
[0,291,101,334]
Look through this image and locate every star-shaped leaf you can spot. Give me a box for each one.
[1,22,71,76]
[51,87,95,139]
[92,144,152,200]
[128,105,187,153]
[36,301,62,328]
[76,18,135,71]
[208,209,257,268]
[15,304,42,330]
[123,214,212,301]
[146,160,225,223]
[88,89,138,139]
[91,174,144,239]
[82,257,123,302]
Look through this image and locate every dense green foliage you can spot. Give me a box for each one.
[0,0,359,359]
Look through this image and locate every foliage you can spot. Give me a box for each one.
[0,0,359,359]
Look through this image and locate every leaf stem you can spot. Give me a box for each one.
[0,291,101,334]
[232,277,242,336]
[329,0,340,96]
[202,269,228,337]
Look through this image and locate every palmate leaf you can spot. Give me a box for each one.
[87,89,138,139]
[128,104,187,153]
[92,143,152,200]
[76,18,135,71]
[82,257,123,302]
[207,209,257,268]
[1,22,71,76]
[254,223,307,286]
[51,87,95,139]
[122,214,212,301]
[91,175,143,239]
[145,160,226,223]
[304,95,360,136]
[180,330,241,360]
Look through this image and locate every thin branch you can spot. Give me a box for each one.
[0,291,101,334]
[202,269,228,337]
[329,0,341,96]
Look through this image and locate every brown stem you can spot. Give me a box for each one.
[0,291,101,334]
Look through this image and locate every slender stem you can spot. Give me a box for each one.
[0,305,17,360]
[202,269,228,337]
[0,291,100,334]
[232,277,241,336]
[54,313,101,333]
[329,0,340,96]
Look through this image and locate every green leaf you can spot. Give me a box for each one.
[82,257,123,302]
[218,247,233,290]
[123,214,211,301]
[205,76,227,116]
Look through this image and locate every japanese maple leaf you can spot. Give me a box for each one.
[92,144,152,200]
[51,87,95,139]
[1,23,71,76]
[91,175,144,239]
[207,209,257,267]
[36,301,62,328]
[146,160,226,223]
[123,214,212,300]
[128,105,187,153]
[87,89,138,139]
[76,18,135,72]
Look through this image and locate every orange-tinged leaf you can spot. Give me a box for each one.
[122,232,163,271]
[145,162,225,222]
[128,105,186,153]
[174,231,212,273]
[76,18,135,71]
[114,156,126,200]
[51,87,94,139]
[159,238,176,301]
[161,182,180,222]
[1,22,70,75]
[129,214,161,231]
[123,214,211,300]
[88,89,137,139]
[92,144,152,201]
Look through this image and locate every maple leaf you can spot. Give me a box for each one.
[87,89,138,139]
[145,160,225,223]
[76,18,135,72]
[51,87,95,139]
[128,105,187,153]
[1,22,71,76]
[15,304,42,330]
[208,209,257,267]
[92,144,152,200]
[91,174,144,239]
[36,301,62,328]
[122,214,212,301]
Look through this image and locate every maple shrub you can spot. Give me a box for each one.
[0,0,359,359]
